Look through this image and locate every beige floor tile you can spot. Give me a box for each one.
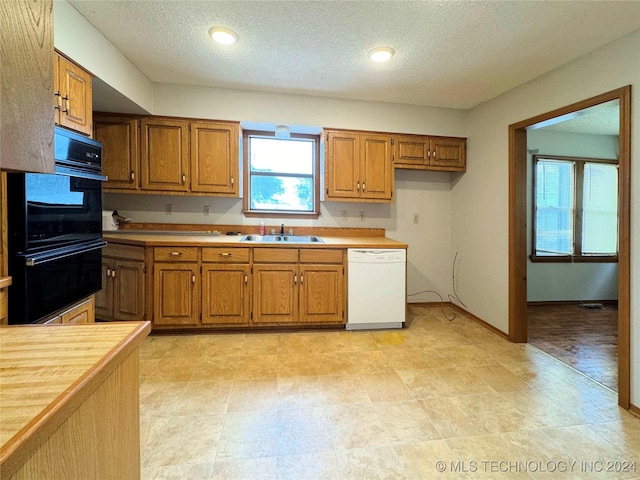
[142,356,199,383]
[313,351,359,375]
[433,367,496,396]
[174,380,232,416]
[216,410,278,460]
[419,396,490,439]
[426,344,499,369]
[468,365,533,392]
[318,374,371,405]
[190,355,239,382]
[301,332,348,353]
[349,350,395,373]
[141,461,213,480]
[370,330,412,349]
[327,404,388,450]
[396,367,453,398]
[339,331,379,352]
[587,418,640,458]
[276,407,334,456]
[394,439,465,480]
[382,348,431,370]
[359,372,414,402]
[277,375,325,410]
[241,334,279,355]
[147,414,224,467]
[139,335,178,360]
[210,457,277,480]
[139,382,188,416]
[160,335,205,358]
[139,358,161,384]
[375,400,441,443]
[234,354,278,380]
[455,393,538,433]
[277,353,319,377]
[197,334,246,357]
[277,334,307,354]
[276,451,341,480]
[227,378,278,412]
[139,414,170,468]
[337,445,406,480]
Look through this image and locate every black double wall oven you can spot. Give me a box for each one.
[7,127,106,324]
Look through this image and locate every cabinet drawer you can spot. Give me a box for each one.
[153,247,199,262]
[104,243,145,261]
[253,248,299,263]
[202,247,250,263]
[299,249,343,264]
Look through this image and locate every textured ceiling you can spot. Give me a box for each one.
[539,100,620,136]
[68,0,640,110]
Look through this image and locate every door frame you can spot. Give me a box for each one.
[508,86,631,408]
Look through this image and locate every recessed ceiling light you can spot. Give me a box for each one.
[368,47,395,63]
[209,27,238,45]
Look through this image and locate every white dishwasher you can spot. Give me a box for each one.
[347,249,406,330]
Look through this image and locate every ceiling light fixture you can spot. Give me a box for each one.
[368,47,395,63]
[275,125,290,139]
[209,26,238,45]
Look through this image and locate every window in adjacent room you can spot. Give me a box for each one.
[242,130,320,217]
[532,155,618,262]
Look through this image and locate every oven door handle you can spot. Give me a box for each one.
[24,240,107,267]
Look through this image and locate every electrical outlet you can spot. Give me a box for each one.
[341,210,348,221]
[165,204,172,215]
[359,211,365,222]
[413,213,419,224]
[203,205,210,216]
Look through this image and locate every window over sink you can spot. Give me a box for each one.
[242,130,320,218]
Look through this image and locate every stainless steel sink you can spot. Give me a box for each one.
[240,234,324,243]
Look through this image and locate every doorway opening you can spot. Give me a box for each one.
[508,86,631,408]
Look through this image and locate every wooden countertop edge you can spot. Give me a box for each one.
[103,235,408,250]
[0,321,151,478]
[0,277,12,289]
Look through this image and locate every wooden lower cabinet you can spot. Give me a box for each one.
[253,264,299,324]
[299,265,344,323]
[202,264,250,325]
[42,296,95,325]
[153,262,199,325]
[96,258,146,321]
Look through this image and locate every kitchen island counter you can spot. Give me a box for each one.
[0,321,151,479]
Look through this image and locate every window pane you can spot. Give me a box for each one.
[249,137,313,174]
[535,160,574,255]
[582,163,618,254]
[250,175,314,211]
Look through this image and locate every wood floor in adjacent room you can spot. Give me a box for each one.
[527,303,618,392]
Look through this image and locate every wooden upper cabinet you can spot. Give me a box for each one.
[325,130,393,202]
[190,121,239,195]
[429,137,466,171]
[94,114,140,190]
[55,53,93,137]
[394,134,466,172]
[0,0,54,173]
[140,118,189,192]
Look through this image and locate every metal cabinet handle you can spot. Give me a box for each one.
[192,274,196,284]
[231,176,234,185]
[62,95,70,114]
[111,270,116,278]
[220,252,231,257]
[300,274,304,284]
[244,275,248,285]
[106,267,111,277]
[169,251,182,256]
[294,274,297,285]
[182,174,186,184]
[357,181,360,191]
[362,182,366,191]
[54,92,62,110]
[130,171,135,181]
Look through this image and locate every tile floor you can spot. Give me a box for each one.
[138,305,640,480]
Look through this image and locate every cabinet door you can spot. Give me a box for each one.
[252,264,298,324]
[61,297,95,324]
[95,258,114,319]
[153,263,199,325]
[429,137,466,171]
[190,122,239,195]
[140,118,189,191]
[0,0,54,173]
[57,54,92,136]
[202,264,250,325]
[393,135,430,168]
[94,115,140,190]
[325,131,360,199]
[360,134,393,200]
[114,260,146,321]
[299,265,344,324]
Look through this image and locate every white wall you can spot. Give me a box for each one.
[527,130,619,301]
[53,0,154,113]
[456,29,639,405]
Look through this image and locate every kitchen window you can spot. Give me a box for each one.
[242,130,320,217]
[532,155,618,262]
